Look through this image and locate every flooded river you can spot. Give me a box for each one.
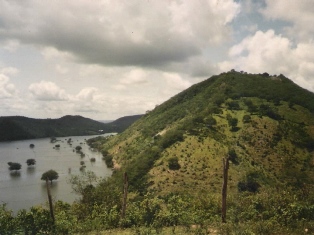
[0,134,112,213]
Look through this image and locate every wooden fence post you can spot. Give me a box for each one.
[221,157,229,223]
[46,178,55,224]
[121,172,128,219]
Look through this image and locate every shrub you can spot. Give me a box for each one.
[102,153,114,168]
[205,116,217,128]
[160,130,184,149]
[243,115,251,123]
[227,100,240,110]
[228,149,239,165]
[168,157,181,170]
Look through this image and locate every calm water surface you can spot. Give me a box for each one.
[0,134,112,213]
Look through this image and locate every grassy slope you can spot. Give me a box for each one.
[93,71,314,197]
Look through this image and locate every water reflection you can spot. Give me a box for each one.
[27,167,36,175]
[41,181,59,198]
[9,171,21,178]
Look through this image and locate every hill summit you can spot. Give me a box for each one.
[90,70,314,196]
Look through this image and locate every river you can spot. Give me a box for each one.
[0,134,113,213]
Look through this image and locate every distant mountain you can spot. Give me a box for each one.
[0,114,143,141]
[107,114,144,133]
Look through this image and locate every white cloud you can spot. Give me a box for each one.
[41,47,74,61]
[78,64,111,78]
[29,81,69,101]
[76,87,98,101]
[0,74,17,98]
[218,30,314,91]
[0,70,24,116]
[119,69,148,85]
[2,40,20,52]
[55,64,68,74]
[163,72,192,91]
[0,66,19,76]
[261,0,314,40]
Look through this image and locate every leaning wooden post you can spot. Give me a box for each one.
[221,157,229,223]
[46,178,55,224]
[121,172,128,219]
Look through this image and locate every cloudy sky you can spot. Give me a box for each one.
[0,0,314,120]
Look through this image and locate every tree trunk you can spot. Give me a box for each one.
[221,157,229,223]
[121,172,128,219]
[46,178,55,224]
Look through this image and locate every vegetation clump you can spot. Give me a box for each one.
[168,156,181,170]
[41,169,59,184]
[7,162,21,172]
[102,150,114,168]
[26,159,36,166]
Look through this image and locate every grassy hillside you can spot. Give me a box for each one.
[92,71,314,194]
[0,114,142,141]
[84,71,314,233]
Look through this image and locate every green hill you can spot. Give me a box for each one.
[83,71,314,232]
[92,71,314,195]
[0,114,142,141]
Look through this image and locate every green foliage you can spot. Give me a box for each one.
[0,204,20,235]
[7,162,21,172]
[18,206,54,235]
[244,99,258,112]
[68,170,98,196]
[238,180,260,193]
[228,117,238,128]
[1,185,314,234]
[167,156,181,170]
[227,115,239,131]
[102,153,114,168]
[226,100,240,110]
[205,115,217,128]
[238,172,261,193]
[228,149,238,165]
[259,104,282,120]
[126,146,161,192]
[26,159,36,166]
[159,129,184,149]
[242,114,251,123]
[41,169,59,183]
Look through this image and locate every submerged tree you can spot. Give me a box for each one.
[8,162,21,173]
[41,170,59,184]
[75,146,82,152]
[26,159,36,166]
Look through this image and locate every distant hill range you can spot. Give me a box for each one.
[0,114,143,141]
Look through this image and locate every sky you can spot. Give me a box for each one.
[0,0,314,120]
